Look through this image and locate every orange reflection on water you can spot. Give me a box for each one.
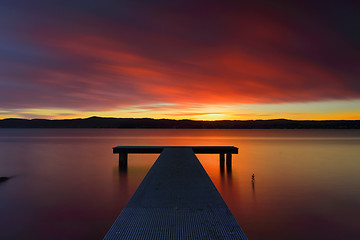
[1,129,360,240]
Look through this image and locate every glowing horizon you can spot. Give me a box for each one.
[1,100,359,121]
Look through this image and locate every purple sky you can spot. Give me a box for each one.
[0,0,359,119]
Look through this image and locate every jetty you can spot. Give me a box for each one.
[104,146,247,239]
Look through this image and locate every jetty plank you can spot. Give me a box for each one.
[104,147,247,239]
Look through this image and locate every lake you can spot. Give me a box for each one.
[0,129,359,239]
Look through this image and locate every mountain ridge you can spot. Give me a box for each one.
[0,117,359,129]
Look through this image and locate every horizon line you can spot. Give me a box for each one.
[1,116,359,122]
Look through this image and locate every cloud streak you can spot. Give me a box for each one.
[0,0,359,119]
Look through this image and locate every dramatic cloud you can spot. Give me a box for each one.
[0,0,359,119]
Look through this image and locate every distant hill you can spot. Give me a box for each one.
[0,117,359,129]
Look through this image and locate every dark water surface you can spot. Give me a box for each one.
[0,129,359,239]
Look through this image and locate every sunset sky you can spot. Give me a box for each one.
[0,0,359,120]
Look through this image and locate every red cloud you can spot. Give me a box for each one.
[0,1,359,112]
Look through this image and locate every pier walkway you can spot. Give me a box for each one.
[104,146,247,239]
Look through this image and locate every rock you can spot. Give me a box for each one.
[0,177,10,183]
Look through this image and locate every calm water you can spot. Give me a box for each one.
[0,129,359,239]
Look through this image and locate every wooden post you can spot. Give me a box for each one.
[220,153,225,172]
[119,152,128,170]
[226,153,232,172]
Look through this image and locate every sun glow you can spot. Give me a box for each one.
[1,100,359,120]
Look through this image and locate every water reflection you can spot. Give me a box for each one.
[114,165,129,200]
[0,129,360,240]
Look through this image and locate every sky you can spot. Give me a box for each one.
[0,0,359,120]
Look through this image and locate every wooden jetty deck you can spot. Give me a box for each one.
[104,146,247,239]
